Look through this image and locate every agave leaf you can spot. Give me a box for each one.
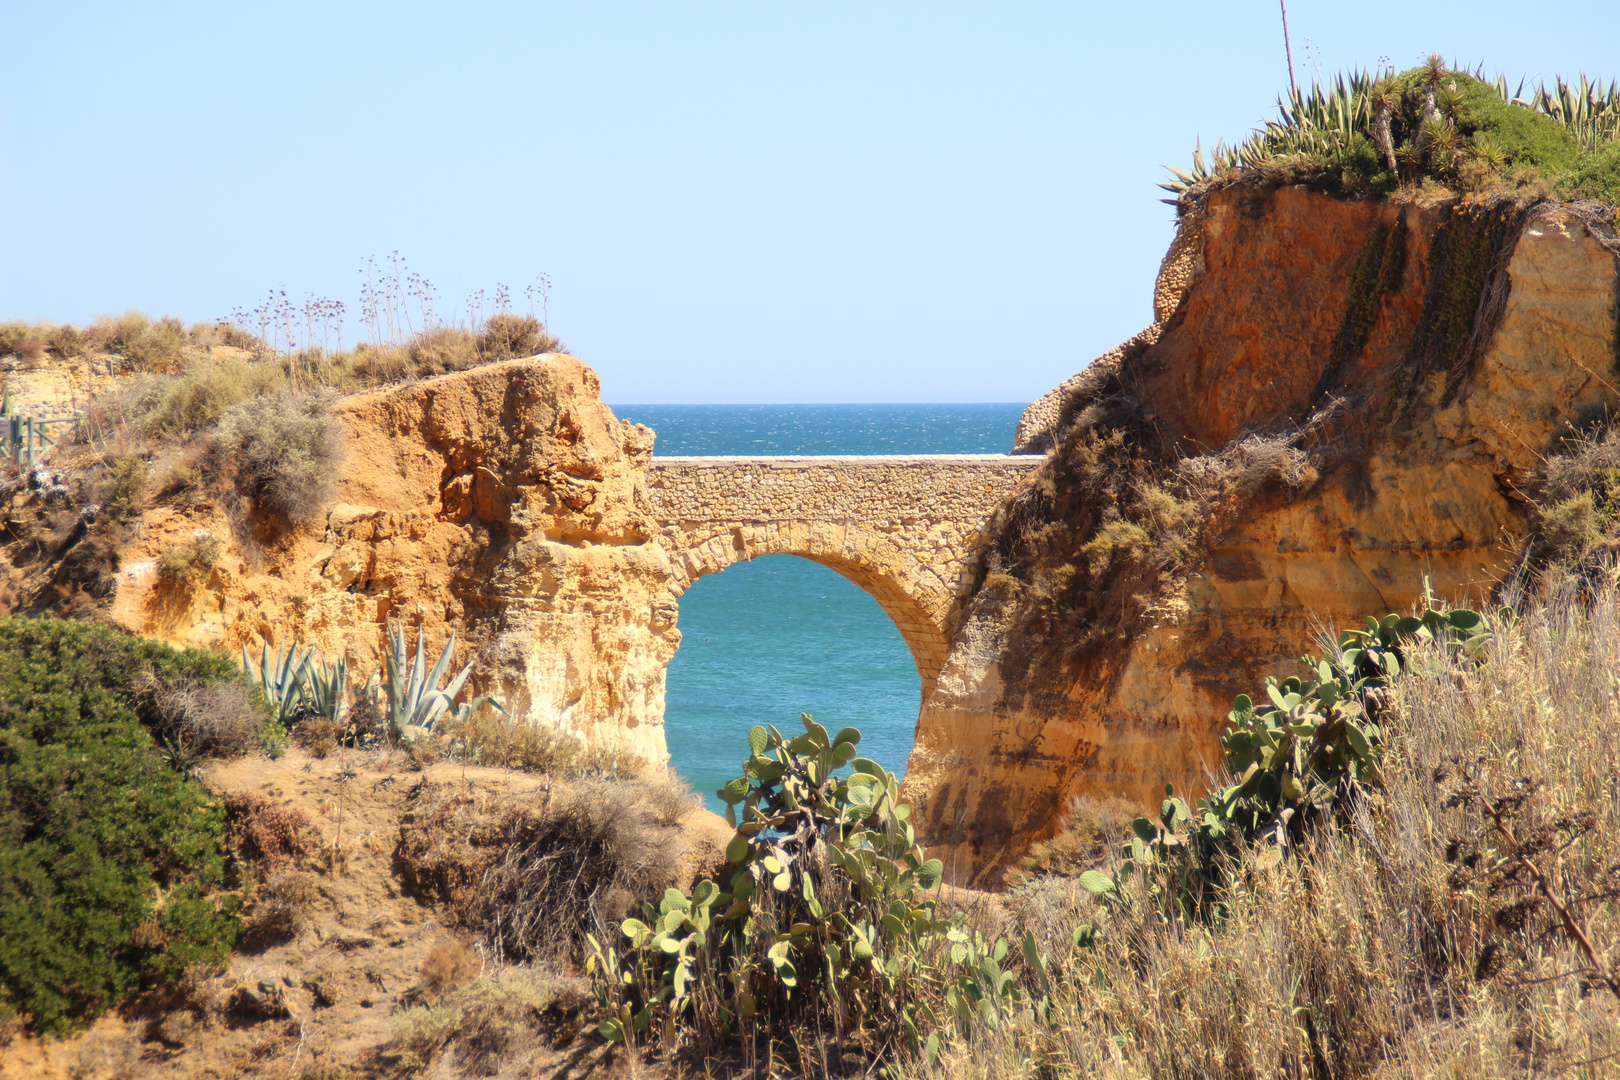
[408,629,427,710]
[420,633,458,706]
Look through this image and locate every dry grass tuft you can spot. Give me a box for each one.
[387,968,590,1075]
[443,708,648,777]
[148,675,265,758]
[420,940,479,999]
[245,869,321,946]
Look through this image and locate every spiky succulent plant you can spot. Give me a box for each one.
[382,624,504,743]
[241,640,313,725]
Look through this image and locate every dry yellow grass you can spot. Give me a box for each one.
[924,585,1620,1080]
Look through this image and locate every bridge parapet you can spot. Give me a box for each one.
[646,454,1042,695]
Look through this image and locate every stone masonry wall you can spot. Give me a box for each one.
[646,455,1042,695]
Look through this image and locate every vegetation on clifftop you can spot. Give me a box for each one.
[0,304,565,618]
[1165,59,1620,206]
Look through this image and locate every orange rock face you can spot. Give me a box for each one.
[106,355,681,763]
[903,186,1620,887]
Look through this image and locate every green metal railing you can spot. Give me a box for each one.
[1,391,77,465]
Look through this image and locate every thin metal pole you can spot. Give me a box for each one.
[1280,1,1297,97]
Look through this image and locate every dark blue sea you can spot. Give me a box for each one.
[610,403,1026,811]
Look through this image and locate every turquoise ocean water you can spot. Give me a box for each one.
[610,403,1026,811]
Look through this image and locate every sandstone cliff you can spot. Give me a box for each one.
[98,356,680,764]
[903,185,1620,886]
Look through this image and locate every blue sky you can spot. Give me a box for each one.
[2,2,1616,403]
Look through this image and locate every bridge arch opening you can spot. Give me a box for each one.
[663,553,927,812]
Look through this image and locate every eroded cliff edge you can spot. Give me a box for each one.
[903,185,1620,887]
[102,356,681,764]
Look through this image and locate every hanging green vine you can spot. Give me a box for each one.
[1396,200,1529,409]
[1315,218,1408,401]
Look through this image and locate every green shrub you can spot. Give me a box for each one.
[208,391,345,523]
[157,534,220,588]
[0,618,249,1035]
[1560,139,1620,205]
[1529,420,1620,570]
[88,312,187,373]
[476,313,562,362]
[1450,74,1582,174]
[98,454,149,522]
[0,322,46,364]
[123,354,285,439]
[1165,61,1616,198]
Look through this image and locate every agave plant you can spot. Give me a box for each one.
[241,640,313,724]
[1533,75,1620,154]
[304,655,349,722]
[383,624,505,744]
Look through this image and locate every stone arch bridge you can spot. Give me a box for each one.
[645,455,1042,695]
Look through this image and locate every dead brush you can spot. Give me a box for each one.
[397,774,693,963]
[292,712,344,758]
[470,774,691,963]
[147,676,265,758]
[245,869,322,947]
[395,783,507,922]
[224,792,316,871]
[1005,793,1141,887]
